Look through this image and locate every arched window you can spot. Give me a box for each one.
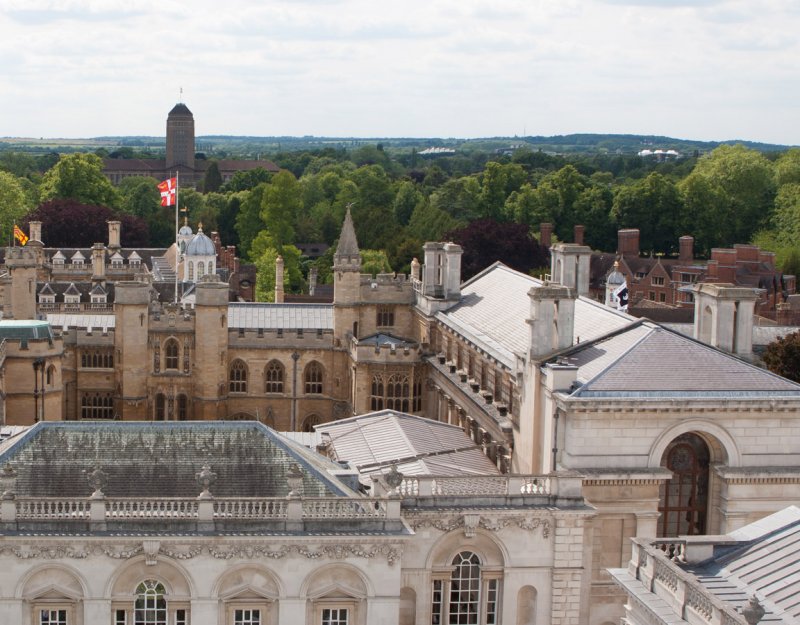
[658,433,710,537]
[164,338,179,370]
[370,375,384,410]
[265,360,285,393]
[197,262,205,279]
[155,394,165,421]
[431,551,500,625]
[304,361,323,394]
[134,580,167,625]
[188,262,194,281]
[386,374,410,412]
[46,365,56,386]
[412,374,422,412]
[302,414,323,432]
[177,394,188,421]
[229,360,248,393]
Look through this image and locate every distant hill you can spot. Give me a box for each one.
[2,133,795,156]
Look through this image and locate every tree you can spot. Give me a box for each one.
[478,162,526,221]
[771,183,800,246]
[612,172,683,253]
[430,177,481,220]
[0,171,32,244]
[762,331,800,383]
[254,244,304,302]
[445,219,550,280]
[235,184,269,259]
[23,200,148,247]
[39,153,120,208]
[202,161,223,193]
[408,202,461,242]
[393,181,422,226]
[219,167,273,193]
[360,249,393,275]
[774,148,800,187]
[260,170,302,249]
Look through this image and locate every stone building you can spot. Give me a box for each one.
[0,420,590,625]
[102,103,280,185]
[1,211,800,624]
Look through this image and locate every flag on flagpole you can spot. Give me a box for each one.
[613,280,629,312]
[158,177,177,206]
[13,225,29,246]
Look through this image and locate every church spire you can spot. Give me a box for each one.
[335,205,360,258]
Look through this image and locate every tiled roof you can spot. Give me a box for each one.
[571,325,800,397]
[437,263,632,368]
[316,410,499,478]
[227,302,333,330]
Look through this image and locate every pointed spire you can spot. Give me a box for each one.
[335,206,360,258]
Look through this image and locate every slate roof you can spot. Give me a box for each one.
[358,333,418,348]
[228,302,333,330]
[316,411,499,478]
[437,263,632,368]
[0,421,355,498]
[566,323,800,398]
[169,102,193,116]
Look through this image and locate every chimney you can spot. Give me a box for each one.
[108,221,121,250]
[443,242,463,300]
[92,243,106,281]
[528,285,575,358]
[574,225,585,246]
[29,221,42,243]
[618,229,640,257]
[679,236,694,262]
[410,257,421,282]
[540,223,554,249]
[693,283,757,358]
[309,266,318,296]
[275,255,285,303]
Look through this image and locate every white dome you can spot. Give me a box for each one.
[179,225,193,236]
[186,229,216,256]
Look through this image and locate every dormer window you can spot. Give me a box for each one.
[71,252,85,266]
[110,252,124,269]
[52,252,66,266]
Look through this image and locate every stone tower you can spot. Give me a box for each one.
[193,276,230,419]
[4,246,38,320]
[693,283,757,357]
[114,281,152,419]
[333,208,362,340]
[166,103,195,170]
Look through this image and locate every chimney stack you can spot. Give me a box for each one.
[108,221,121,250]
[29,221,42,243]
[540,223,553,249]
[679,236,694,262]
[309,266,318,296]
[275,255,285,303]
[574,225,585,246]
[618,229,640,257]
[92,243,106,281]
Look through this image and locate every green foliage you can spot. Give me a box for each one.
[612,173,683,253]
[771,183,800,246]
[0,171,33,243]
[202,160,223,193]
[762,331,800,383]
[219,167,273,193]
[408,201,461,242]
[235,184,268,259]
[260,170,301,249]
[360,249,393,276]
[393,181,422,225]
[774,149,800,187]
[254,244,304,302]
[39,153,120,208]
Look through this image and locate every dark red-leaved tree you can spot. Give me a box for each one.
[444,219,550,280]
[23,200,150,248]
[762,331,800,383]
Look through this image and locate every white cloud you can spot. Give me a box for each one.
[0,0,797,143]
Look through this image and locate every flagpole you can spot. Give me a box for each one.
[174,171,180,305]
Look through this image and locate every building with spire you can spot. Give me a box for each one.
[102,103,280,185]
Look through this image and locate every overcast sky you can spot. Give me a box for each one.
[0,0,797,144]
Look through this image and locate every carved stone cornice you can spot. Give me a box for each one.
[408,514,550,538]
[0,539,404,566]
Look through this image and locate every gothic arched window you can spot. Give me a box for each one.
[304,361,323,395]
[265,360,285,393]
[229,360,248,393]
[164,338,179,370]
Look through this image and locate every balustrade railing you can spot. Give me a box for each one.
[303,498,388,519]
[16,499,90,520]
[106,499,199,519]
[397,475,553,497]
[213,499,287,519]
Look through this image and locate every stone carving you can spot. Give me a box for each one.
[0,463,17,500]
[196,462,217,499]
[286,463,304,498]
[84,464,108,498]
[143,540,160,566]
[385,464,404,496]
[410,515,550,538]
[0,541,402,565]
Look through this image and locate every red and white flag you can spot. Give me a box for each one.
[158,177,177,207]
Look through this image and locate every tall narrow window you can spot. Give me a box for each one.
[177,395,188,421]
[164,339,179,370]
[386,374,410,412]
[376,305,394,327]
[265,360,284,393]
[449,552,481,625]
[155,394,165,421]
[134,580,167,625]
[304,361,323,394]
[229,360,248,393]
[658,433,710,537]
[371,375,384,411]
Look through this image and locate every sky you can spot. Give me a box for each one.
[0,0,798,144]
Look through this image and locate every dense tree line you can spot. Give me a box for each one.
[1,143,799,299]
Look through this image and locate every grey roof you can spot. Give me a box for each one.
[0,421,354,498]
[334,207,360,257]
[437,263,632,368]
[686,507,800,623]
[315,410,499,478]
[186,229,216,256]
[358,333,418,348]
[168,102,193,116]
[228,302,333,330]
[0,320,54,342]
[570,324,800,398]
[46,313,116,331]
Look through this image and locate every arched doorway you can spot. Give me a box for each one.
[658,433,710,537]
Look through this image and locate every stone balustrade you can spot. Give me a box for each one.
[630,540,747,625]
